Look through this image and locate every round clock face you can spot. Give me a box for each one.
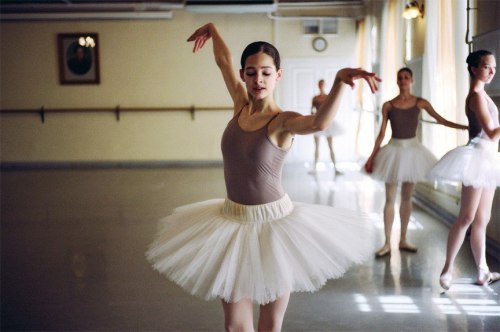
[312,37,327,52]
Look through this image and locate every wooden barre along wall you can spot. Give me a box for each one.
[0,106,443,125]
[0,106,234,123]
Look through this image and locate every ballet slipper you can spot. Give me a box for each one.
[487,272,500,285]
[476,267,490,286]
[375,244,391,257]
[476,268,500,286]
[439,273,452,291]
[399,241,418,253]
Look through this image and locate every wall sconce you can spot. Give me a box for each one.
[403,1,424,19]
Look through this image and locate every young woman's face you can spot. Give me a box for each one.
[240,52,282,100]
[396,70,413,90]
[472,54,496,84]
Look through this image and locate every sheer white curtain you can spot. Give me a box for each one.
[379,0,404,107]
[454,0,470,145]
[354,17,377,156]
[378,0,404,144]
[355,18,372,109]
[422,0,469,157]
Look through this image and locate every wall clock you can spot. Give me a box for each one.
[312,36,327,52]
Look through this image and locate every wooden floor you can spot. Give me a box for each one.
[1,164,499,331]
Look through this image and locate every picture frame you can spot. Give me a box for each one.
[58,33,100,84]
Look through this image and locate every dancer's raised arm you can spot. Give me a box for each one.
[187,23,247,112]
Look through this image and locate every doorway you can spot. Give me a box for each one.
[278,57,374,168]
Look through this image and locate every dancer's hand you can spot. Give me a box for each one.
[336,68,381,93]
[187,23,213,53]
[364,158,374,173]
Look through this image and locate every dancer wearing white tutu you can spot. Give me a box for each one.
[364,67,467,258]
[146,22,381,331]
[430,50,500,290]
[309,79,346,175]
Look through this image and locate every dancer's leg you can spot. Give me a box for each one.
[221,299,254,332]
[258,292,290,332]
[470,187,495,284]
[399,182,417,252]
[376,183,397,257]
[310,136,320,173]
[326,136,340,173]
[440,185,482,289]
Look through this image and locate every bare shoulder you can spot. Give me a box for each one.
[381,101,392,113]
[468,91,484,103]
[467,91,486,104]
[417,97,429,105]
[416,97,432,109]
[233,98,249,115]
[468,92,488,111]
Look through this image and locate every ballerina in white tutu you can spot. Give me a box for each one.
[309,79,346,175]
[146,22,381,331]
[364,67,467,258]
[429,50,500,290]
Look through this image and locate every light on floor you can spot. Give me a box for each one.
[379,296,420,313]
[433,285,500,316]
[354,293,372,312]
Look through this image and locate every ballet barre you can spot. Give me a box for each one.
[0,105,234,123]
[0,106,445,125]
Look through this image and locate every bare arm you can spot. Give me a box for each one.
[282,68,381,135]
[364,102,390,173]
[418,98,468,130]
[187,23,247,113]
[469,93,500,140]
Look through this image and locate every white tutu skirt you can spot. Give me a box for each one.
[428,137,500,188]
[314,120,346,138]
[371,137,437,183]
[146,194,374,305]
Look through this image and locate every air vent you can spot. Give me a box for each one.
[303,18,338,35]
[185,0,276,13]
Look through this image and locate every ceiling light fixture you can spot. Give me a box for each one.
[403,1,424,19]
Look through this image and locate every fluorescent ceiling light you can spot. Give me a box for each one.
[0,11,173,21]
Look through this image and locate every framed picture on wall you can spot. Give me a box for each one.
[58,33,100,84]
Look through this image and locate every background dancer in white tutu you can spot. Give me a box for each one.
[147,22,380,332]
[429,50,500,290]
[364,67,467,258]
[309,79,346,175]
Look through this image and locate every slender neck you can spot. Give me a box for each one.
[398,89,413,99]
[470,77,485,93]
[248,95,277,113]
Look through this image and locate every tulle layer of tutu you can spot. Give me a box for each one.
[314,120,346,138]
[146,194,375,305]
[371,137,438,183]
[428,137,500,188]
